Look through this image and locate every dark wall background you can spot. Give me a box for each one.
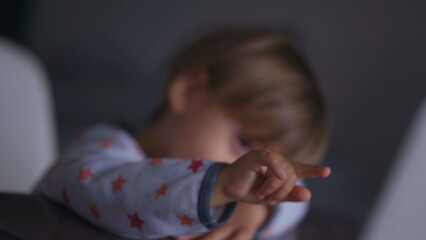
[2,0,426,226]
[0,1,29,42]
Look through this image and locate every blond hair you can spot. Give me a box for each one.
[151,27,328,164]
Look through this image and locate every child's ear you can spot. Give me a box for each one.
[168,69,209,115]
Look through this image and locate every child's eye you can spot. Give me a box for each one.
[238,137,251,150]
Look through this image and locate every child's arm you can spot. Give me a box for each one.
[175,203,270,240]
[175,151,330,240]
[35,124,329,239]
[185,186,309,240]
[34,124,236,239]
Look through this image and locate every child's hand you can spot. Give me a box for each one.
[199,203,269,240]
[211,150,331,207]
[174,203,269,240]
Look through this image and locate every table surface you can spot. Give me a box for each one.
[0,192,361,240]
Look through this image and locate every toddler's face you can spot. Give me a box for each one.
[157,72,283,163]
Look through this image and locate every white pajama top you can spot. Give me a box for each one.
[35,123,308,239]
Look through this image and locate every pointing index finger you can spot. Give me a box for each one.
[291,161,331,179]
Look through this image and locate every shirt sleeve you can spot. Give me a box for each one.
[256,180,309,239]
[34,123,236,239]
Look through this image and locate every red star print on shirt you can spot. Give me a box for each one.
[187,159,204,173]
[78,167,93,180]
[100,139,113,148]
[111,175,126,193]
[128,212,144,231]
[149,158,163,166]
[177,215,193,227]
[155,184,168,198]
[62,190,70,204]
[89,204,100,219]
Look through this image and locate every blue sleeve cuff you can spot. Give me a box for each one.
[197,162,237,229]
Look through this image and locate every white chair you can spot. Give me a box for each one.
[0,37,57,192]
